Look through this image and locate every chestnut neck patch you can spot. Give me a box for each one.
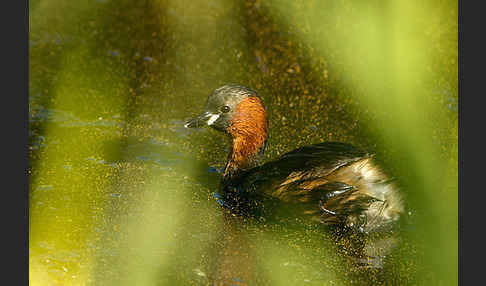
[224,96,268,179]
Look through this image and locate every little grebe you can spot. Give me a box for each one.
[185,84,403,233]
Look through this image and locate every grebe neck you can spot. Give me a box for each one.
[223,97,268,180]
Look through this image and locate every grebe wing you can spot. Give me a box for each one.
[239,142,372,200]
[240,142,398,231]
[268,142,370,175]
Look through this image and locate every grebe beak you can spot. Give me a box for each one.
[184,111,220,128]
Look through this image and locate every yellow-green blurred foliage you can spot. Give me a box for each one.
[29,0,457,285]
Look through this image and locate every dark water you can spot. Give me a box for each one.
[29,0,457,285]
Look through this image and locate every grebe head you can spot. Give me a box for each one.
[185,84,268,176]
[185,84,262,131]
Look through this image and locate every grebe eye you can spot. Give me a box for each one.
[220,105,231,113]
